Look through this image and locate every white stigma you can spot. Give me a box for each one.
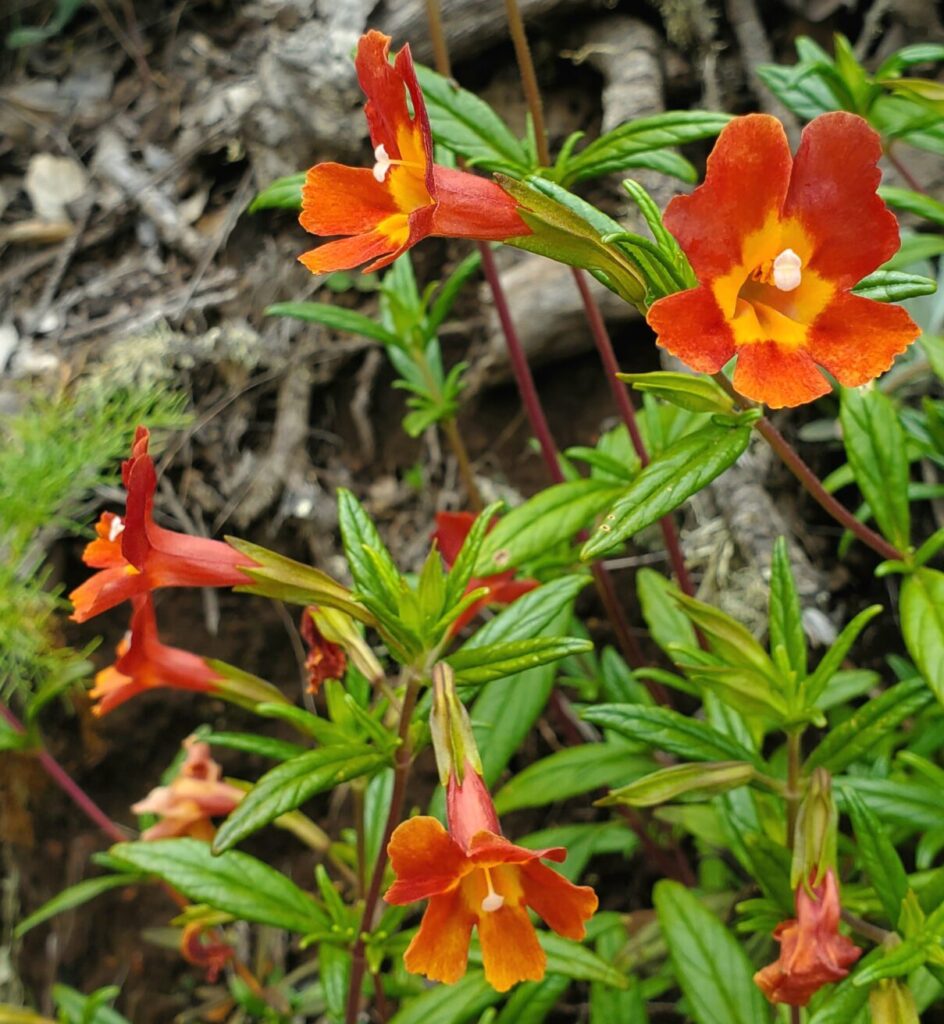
[108,516,125,542]
[481,891,505,913]
[372,143,391,183]
[772,248,802,292]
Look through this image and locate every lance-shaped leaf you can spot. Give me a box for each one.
[265,302,401,346]
[581,421,752,559]
[597,761,756,808]
[618,371,734,414]
[336,488,402,615]
[443,501,503,609]
[843,787,909,927]
[227,538,374,624]
[900,567,944,703]
[14,874,141,939]
[852,270,937,302]
[110,838,328,935]
[475,479,625,575]
[447,636,592,686]
[213,744,390,852]
[387,971,499,1024]
[583,704,761,765]
[879,185,944,227]
[637,567,699,657]
[804,604,883,705]
[769,536,808,683]
[248,171,304,212]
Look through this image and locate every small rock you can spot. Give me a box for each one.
[24,154,88,222]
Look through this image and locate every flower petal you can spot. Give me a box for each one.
[433,511,475,566]
[646,286,737,374]
[69,565,146,623]
[384,816,468,903]
[477,902,546,992]
[806,292,919,387]
[520,860,598,940]
[299,230,399,276]
[468,832,566,867]
[663,114,792,281]
[300,164,399,237]
[430,167,529,241]
[403,889,474,985]
[733,341,830,408]
[782,112,900,289]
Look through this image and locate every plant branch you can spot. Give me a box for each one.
[345,674,421,1024]
[503,0,549,166]
[0,702,126,844]
[712,374,904,562]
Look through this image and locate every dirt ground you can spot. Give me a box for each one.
[2,0,943,1019]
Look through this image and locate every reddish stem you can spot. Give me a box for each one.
[0,702,126,844]
[571,268,695,597]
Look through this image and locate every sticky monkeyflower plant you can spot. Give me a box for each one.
[8,19,944,1024]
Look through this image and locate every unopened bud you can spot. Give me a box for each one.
[429,663,483,786]
[791,767,837,888]
[869,979,919,1024]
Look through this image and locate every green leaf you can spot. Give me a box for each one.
[843,787,909,926]
[51,986,131,1024]
[248,171,304,212]
[879,186,944,227]
[203,732,305,761]
[636,568,698,657]
[109,839,327,934]
[476,480,626,574]
[851,270,936,302]
[561,111,731,185]
[582,704,761,765]
[494,744,652,814]
[876,44,944,79]
[213,745,389,852]
[388,970,499,1024]
[319,943,350,1023]
[900,568,944,703]
[581,422,752,559]
[806,678,933,773]
[654,881,772,1024]
[599,762,755,808]
[443,501,503,611]
[618,372,734,414]
[805,604,883,705]
[838,779,942,830]
[839,387,910,550]
[415,65,530,174]
[264,302,401,345]
[493,975,570,1024]
[769,536,807,681]
[448,636,592,686]
[14,874,140,939]
[427,251,482,334]
[336,488,402,615]
[539,932,628,988]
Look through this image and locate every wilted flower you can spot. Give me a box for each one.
[131,736,243,841]
[71,427,255,623]
[754,869,861,1005]
[384,764,597,991]
[297,31,528,275]
[179,921,235,983]
[300,606,348,694]
[647,112,919,408]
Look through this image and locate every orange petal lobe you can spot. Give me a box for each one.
[403,889,474,985]
[782,112,900,289]
[384,816,468,904]
[69,566,146,623]
[477,902,546,992]
[663,114,792,281]
[299,231,398,275]
[733,341,830,408]
[646,286,737,373]
[520,860,599,940]
[300,164,399,237]
[806,292,920,387]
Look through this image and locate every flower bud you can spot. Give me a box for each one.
[429,663,483,786]
[869,979,920,1024]
[791,767,837,888]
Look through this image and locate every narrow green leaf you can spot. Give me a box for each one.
[388,970,499,1024]
[582,704,760,765]
[249,172,304,212]
[494,744,653,814]
[581,423,752,559]
[851,269,936,302]
[448,636,592,686]
[843,787,909,926]
[443,501,503,611]
[52,986,131,1024]
[806,678,933,773]
[900,568,944,703]
[213,745,389,852]
[838,779,942,831]
[636,568,698,657]
[769,536,807,680]
[492,975,570,1024]
[265,302,400,345]
[203,732,305,761]
[804,604,883,705]
[539,933,628,988]
[599,762,755,808]
[839,387,910,550]
[654,881,772,1024]
[427,251,482,334]
[336,488,402,614]
[618,372,734,414]
[476,480,626,574]
[109,839,327,934]
[14,874,140,939]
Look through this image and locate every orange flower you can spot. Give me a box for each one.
[131,735,243,841]
[646,112,920,408]
[434,511,538,633]
[70,427,255,623]
[89,596,224,716]
[298,30,528,275]
[384,766,597,991]
[299,606,347,694]
[754,870,861,1006]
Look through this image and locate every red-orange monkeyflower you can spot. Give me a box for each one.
[70,427,255,623]
[89,596,224,716]
[647,112,920,408]
[754,869,861,1006]
[434,511,538,633]
[297,30,528,275]
[384,764,597,991]
[132,735,243,841]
